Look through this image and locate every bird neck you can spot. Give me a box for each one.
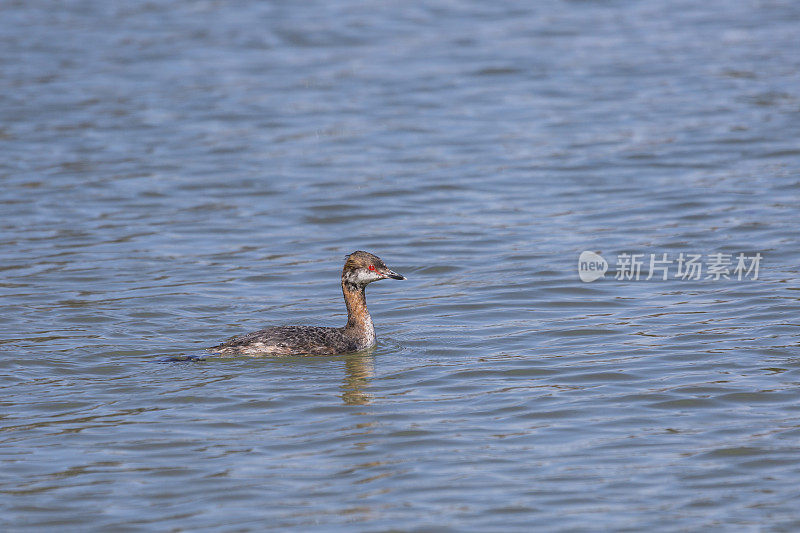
[342,280,374,338]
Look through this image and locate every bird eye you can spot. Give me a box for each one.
[368,265,376,271]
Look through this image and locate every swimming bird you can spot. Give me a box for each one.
[209,251,405,356]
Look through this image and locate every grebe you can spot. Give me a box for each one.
[209,251,405,356]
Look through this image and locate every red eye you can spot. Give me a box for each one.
[368,265,376,271]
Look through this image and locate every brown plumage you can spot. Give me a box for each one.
[209,251,405,356]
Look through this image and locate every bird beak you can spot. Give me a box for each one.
[386,269,406,280]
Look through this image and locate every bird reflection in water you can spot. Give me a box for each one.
[340,353,375,406]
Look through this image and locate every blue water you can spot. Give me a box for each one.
[2,0,800,530]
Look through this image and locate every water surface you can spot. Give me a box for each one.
[2,0,800,530]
